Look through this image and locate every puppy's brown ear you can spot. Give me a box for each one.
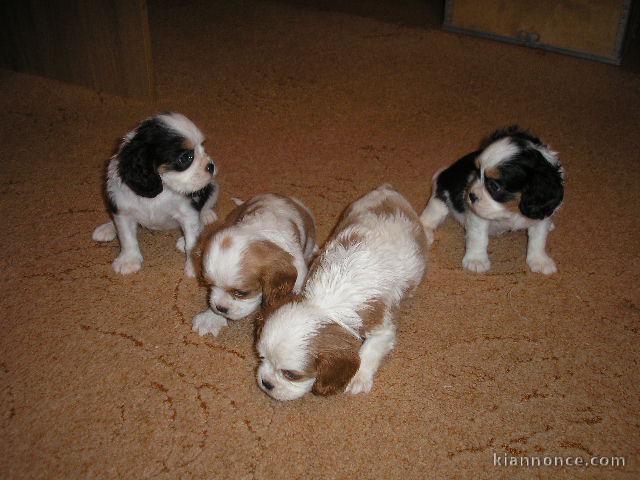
[253,308,266,343]
[260,246,297,309]
[312,349,360,396]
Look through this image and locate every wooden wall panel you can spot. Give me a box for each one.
[0,0,154,99]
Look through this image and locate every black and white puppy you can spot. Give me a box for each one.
[92,112,218,276]
[420,126,564,274]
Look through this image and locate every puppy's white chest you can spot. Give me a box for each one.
[488,215,534,235]
[115,187,187,230]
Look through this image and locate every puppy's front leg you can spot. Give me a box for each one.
[346,321,396,395]
[463,213,491,273]
[112,214,143,274]
[192,309,228,336]
[200,183,219,225]
[180,212,202,277]
[526,219,557,274]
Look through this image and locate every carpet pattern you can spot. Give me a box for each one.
[0,1,638,478]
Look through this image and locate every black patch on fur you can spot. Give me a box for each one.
[189,183,215,211]
[435,151,479,213]
[118,115,190,198]
[516,149,564,219]
[481,125,542,150]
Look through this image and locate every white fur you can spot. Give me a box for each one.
[421,136,562,274]
[91,113,218,276]
[193,194,317,336]
[257,185,427,401]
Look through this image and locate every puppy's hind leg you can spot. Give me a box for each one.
[419,168,449,246]
[92,221,117,242]
[420,196,449,246]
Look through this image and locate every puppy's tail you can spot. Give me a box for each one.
[231,197,244,206]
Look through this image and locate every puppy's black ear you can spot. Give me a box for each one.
[118,139,163,198]
[519,150,564,220]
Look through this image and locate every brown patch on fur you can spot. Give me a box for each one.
[484,167,501,180]
[357,298,388,331]
[196,197,268,283]
[223,197,265,227]
[182,138,196,150]
[370,197,420,222]
[305,323,361,396]
[503,193,523,214]
[336,231,364,249]
[371,197,429,261]
[240,240,297,309]
[276,194,316,250]
[220,236,233,250]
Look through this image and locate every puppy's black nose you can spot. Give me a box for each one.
[262,379,274,391]
[469,192,479,204]
[206,163,216,174]
[215,305,228,314]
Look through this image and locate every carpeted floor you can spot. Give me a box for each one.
[1,1,639,478]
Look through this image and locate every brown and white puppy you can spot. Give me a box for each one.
[192,194,317,336]
[256,184,428,401]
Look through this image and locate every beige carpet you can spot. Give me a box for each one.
[1,1,639,478]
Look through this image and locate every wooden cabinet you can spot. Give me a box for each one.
[443,0,633,65]
[0,0,154,99]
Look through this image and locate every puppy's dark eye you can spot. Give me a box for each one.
[232,289,249,299]
[486,178,502,193]
[177,150,194,168]
[281,370,303,381]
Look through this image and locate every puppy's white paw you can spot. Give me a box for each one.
[527,254,557,275]
[192,310,228,337]
[346,370,374,395]
[176,236,186,253]
[184,259,196,278]
[92,222,116,242]
[200,209,218,225]
[113,254,142,275]
[463,255,491,273]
